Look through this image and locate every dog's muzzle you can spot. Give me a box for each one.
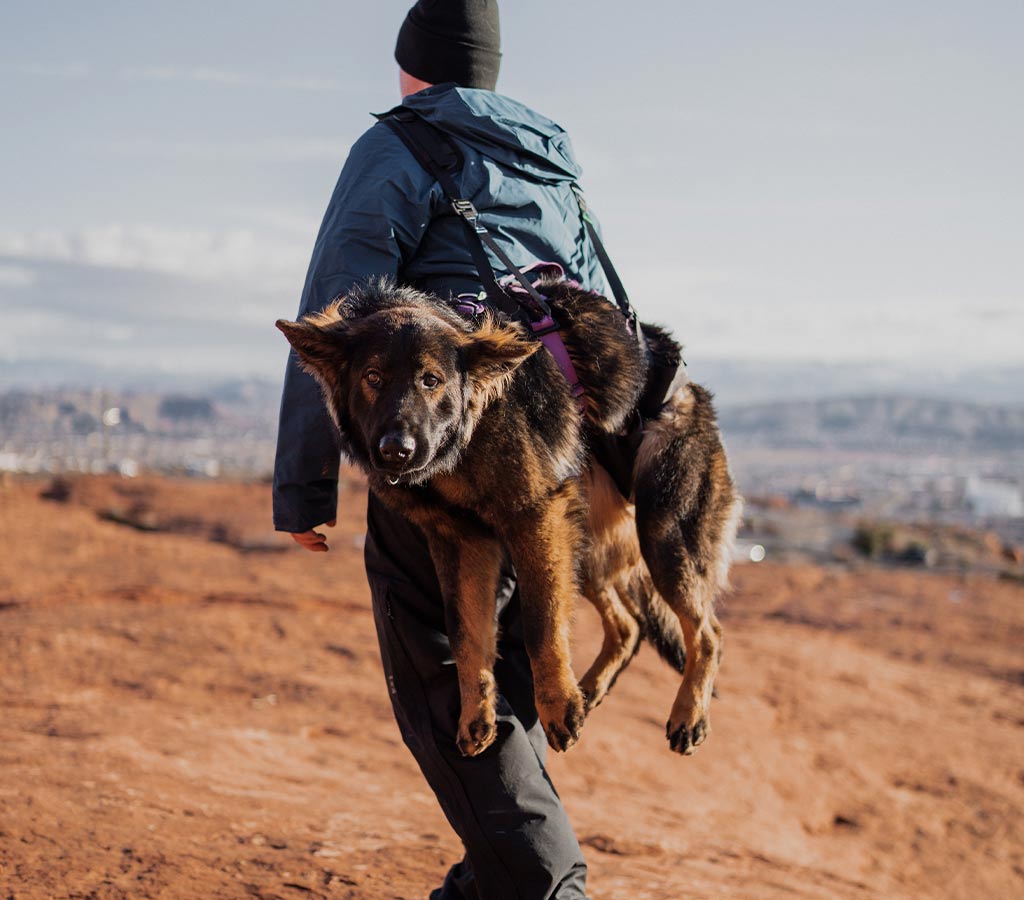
[378,432,416,465]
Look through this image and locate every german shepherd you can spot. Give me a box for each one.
[277,277,740,757]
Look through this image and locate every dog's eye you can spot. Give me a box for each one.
[365,370,382,387]
[422,374,441,389]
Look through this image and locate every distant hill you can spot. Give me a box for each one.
[5,356,1024,407]
[689,359,1024,407]
[719,395,1024,452]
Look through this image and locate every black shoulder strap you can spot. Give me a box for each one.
[376,107,552,322]
[570,185,638,333]
[570,188,689,408]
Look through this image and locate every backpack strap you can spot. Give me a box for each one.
[375,107,553,324]
[571,186,688,413]
[570,184,639,337]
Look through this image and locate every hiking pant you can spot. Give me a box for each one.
[364,492,589,900]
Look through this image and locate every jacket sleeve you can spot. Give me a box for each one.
[272,123,438,533]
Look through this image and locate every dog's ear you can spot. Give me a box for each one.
[461,317,540,405]
[276,312,351,385]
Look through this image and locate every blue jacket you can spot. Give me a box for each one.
[273,83,607,532]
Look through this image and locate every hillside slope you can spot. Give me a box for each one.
[1,475,1021,899]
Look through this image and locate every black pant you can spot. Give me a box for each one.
[364,493,589,900]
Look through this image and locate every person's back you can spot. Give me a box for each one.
[274,3,597,897]
[273,83,607,534]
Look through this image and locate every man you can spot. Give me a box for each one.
[274,2,606,897]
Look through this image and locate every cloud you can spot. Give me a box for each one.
[0,256,293,379]
[121,65,250,86]
[0,265,37,288]
[967,305,1023,321]
[0,224,309,291]
[222,207,322,236]
[600,258,1024,369]
[90,135,352,163]
[8,61,356,94]
[118,65,355,93]
[8,62,92,79]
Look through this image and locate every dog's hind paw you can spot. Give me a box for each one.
[457,716,498,757]
[578,684,600,715]
[666,716,708,755]
[543,690,586,752]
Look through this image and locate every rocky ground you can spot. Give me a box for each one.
[1,474,1021,899]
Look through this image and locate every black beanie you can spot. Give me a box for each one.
[395,0,501,91]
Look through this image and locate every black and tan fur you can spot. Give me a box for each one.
[278,277,740,757]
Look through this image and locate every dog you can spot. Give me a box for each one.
[277,276,740,756]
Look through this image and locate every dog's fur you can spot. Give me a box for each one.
[278,277,741,756]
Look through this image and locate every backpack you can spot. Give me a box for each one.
[377,105,688,496]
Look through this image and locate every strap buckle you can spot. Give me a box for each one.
[451,198,479,222]
[571,184,592,221]
[529,315,562,338]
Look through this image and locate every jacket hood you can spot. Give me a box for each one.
[397,83,582,184]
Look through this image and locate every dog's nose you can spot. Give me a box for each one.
[379,432,416,463]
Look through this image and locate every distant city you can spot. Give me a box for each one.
[0,381,281,480]
[2,380,1022,559]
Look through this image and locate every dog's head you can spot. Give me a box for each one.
[277,295,539,482]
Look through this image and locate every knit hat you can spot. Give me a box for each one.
[395,0,501,91]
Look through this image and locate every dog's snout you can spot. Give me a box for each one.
[379,432,416,463]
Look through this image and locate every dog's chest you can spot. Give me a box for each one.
[430,472,480,511]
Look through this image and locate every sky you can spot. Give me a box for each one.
[0,1,1021,393]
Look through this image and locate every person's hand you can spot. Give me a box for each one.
[291,519,336,552]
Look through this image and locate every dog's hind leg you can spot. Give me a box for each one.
[503,482,587,753]
[646,554,721,756]
[426,529,506,758]
[638,574,688,676]
[634,384,741,756]
[578,579,643,713]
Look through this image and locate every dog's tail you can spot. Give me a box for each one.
[633,567,688,674]
[632,381,743,677]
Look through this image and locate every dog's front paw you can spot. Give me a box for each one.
[666,713,709,756]
[457,713,497,757]
[540,688,586,752]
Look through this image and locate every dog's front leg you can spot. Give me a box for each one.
[426,530,505,757]
[503,485,586,752]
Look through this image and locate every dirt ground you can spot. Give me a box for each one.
[1,474,1021,899]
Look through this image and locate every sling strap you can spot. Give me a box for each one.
[570,185,638,336]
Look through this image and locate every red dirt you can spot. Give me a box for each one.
[1,474,1021,899]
